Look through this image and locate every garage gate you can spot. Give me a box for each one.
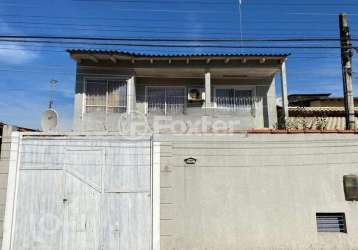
[2,134,156,250]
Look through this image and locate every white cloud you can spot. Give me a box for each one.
[0,20,38,64]
[0,90,74,131]
[0,44,38,64]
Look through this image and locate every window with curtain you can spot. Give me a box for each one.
[85,79,127,113]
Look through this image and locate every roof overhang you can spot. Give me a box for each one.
[67,49,289,65]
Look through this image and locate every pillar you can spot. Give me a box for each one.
[280,61,289,126]
[205,71,211,108]
[127,75,136,113]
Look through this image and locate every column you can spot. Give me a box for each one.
[205,71,211,108]
[127,75,136,113]
[280,61,289,126]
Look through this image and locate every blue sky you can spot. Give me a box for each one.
[0,0,357,130]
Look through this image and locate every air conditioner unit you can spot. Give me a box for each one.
[188,88,205,101]
[343,175,358,201]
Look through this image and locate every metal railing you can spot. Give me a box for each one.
[213,96,261,113]
[147,96,185,115]
[146,96,262,115]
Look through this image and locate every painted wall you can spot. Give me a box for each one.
[1,134,155,250]
[0,126,15,247]
[73,66,277,132]
[2,132,358,249]
[157,133,358,250]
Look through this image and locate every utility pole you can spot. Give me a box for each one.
[339,13,356,130]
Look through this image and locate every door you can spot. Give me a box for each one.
[62,148,103,250]
[102,140,152,250]
[8,137,153,250]
[12,170,65,250]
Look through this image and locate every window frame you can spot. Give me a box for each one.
[316,213,347,233]
[213,85,257,109]
[145,85,187,115]
[83,77,127,115]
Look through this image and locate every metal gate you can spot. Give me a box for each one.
[5,135,153,250]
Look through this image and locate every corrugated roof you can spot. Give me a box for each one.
[286,107,358,130]
[0,121,38,132]
[287,116,358,130]
[67,49,290,58]
[289,106,358,114]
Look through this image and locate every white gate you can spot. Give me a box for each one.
[3,134,154,250]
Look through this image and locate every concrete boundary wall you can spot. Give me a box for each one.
[2,132,358,250]
[0,126,16,248]
[156,133,358,250]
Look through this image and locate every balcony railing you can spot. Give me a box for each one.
[146,96,262,115]
[147,96,185,115]
[213,96,262,113]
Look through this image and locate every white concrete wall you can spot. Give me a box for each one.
[4,132,357,249]
[1,133,154,250]
[0,126,15,247]
[156,133,358,250]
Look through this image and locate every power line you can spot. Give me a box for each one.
[0,35,345,42]
[0,39,349,49]
[5,20,337,30]
[0,22,341,37]
[1,13,346,25]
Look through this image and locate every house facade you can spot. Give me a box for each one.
[1,50,358,250]
[69,50,289,132]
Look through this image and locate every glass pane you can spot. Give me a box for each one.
[235,90,252,97]
[235,90,252,107]
[108,80,127,113]
[216,88,253,109]
[216,89,235,98]
[86,80,106,112]
[166,88,185,114]
[108,107,127,113]
[86,106,106,112]
[216,89,234,107]
[147,88,165,114]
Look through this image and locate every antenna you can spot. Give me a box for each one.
[41,79,59,132]
[48,79,58,109]
[41,109,59,132]
[238,0,244,52]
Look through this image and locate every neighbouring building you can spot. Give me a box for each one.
[1,50,358,250]
[288,93,358,107]
[284,93,358,130]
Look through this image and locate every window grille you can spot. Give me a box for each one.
[85,79,127,113]
[316,213,347,233]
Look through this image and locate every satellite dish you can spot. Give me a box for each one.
[41,109,59,132]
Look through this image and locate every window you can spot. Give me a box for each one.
[147,87,185,115]
[343,175,358,201]
[214,87,254,110]
[316,213,347,233]
[85,79,127,113]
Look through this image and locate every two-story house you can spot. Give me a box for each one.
[2,49,358,250]
[68,50,290,132]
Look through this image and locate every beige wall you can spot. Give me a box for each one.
[157,133,358,250]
